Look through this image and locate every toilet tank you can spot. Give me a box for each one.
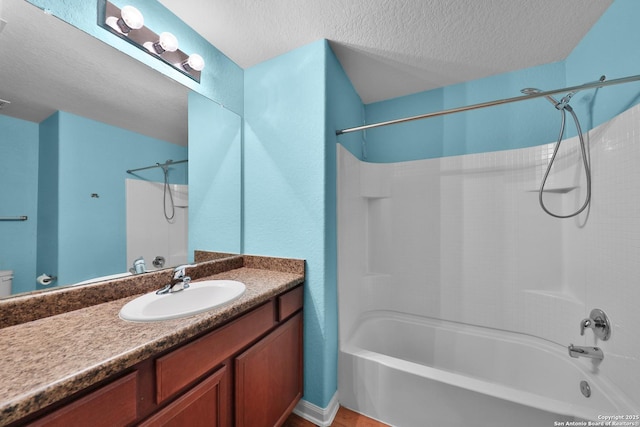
[0,270,13,297]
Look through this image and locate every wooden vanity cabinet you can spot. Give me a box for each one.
[20,285,303,427]
[155,301,276,405]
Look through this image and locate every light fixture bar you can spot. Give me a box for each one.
[98,0,203,83]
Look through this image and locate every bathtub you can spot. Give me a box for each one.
[339,311,637,427]
[73,271,133,286]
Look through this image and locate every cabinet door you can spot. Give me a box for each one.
[140,365,228,427]
[235,312,303,427]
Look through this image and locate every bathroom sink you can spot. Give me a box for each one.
[119,280,246,322]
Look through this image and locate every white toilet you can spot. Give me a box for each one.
[0,270,13,297]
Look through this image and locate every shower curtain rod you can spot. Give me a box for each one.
[126,159,188,174]
[335,73,640,135]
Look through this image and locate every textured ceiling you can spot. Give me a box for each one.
[159,0,613,104]
[0,0,613,146]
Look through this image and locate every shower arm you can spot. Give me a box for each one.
[336,73,640,135]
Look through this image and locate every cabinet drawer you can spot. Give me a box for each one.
[156,301,275,403]
[28,372,138,427]
[277,286,303,321]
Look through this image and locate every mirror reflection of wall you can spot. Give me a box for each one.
[1,111,188,295]
[188,91,242,256]
[0,115,38,296]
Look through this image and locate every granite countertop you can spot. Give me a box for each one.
[0,253,304,426]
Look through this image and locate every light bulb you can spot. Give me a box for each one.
[152,32,179,54]
[117,5,144,33]
[182,54,205,72]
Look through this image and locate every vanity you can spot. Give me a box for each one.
[0,253,304,427]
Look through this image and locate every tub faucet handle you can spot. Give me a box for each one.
[579,318,592,336]
[579,309,611,341]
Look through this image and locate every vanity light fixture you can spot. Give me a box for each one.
[99,0,204,82]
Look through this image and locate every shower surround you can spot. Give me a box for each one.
[126,179,188,273]
[337,104,640,425]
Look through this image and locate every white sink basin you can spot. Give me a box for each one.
[119,280,246,322]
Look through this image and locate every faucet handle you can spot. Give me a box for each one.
[580,318,592,336]
[173,264,196,279]
[580,309,611,341]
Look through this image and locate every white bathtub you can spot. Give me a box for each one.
[339,311,636,427]
[73,271,133,286]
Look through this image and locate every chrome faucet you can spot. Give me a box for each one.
[580,308,611,341]
[568,344,604,361]
[156,264,196,295]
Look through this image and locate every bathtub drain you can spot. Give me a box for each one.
[580,380,591,398]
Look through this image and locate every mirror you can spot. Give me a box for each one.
[0,1,239,297]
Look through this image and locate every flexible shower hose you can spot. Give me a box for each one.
[162,166,176,221]
[539,106,591,218]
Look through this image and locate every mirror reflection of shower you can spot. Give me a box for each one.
[125,159,188,273]
[127,159,188,222]
[160,160,176,222]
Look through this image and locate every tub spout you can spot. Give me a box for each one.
[568,344,603,360]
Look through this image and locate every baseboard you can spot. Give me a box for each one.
[292,392,339,427]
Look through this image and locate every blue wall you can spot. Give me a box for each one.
[327,47,367,161]
[244,40,335,407]
[0,116,39,295]
[243,38,362,409]
[36,113,60,293]
[354,0,640,163]
[360,59,567,162]
[188,91,242,257]
[324,42,364,405]
[26,0,243,115]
